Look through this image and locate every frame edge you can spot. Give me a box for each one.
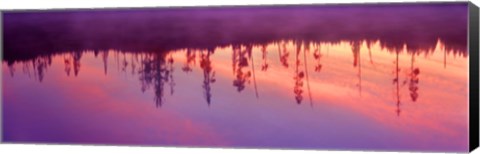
[469,1,479,153]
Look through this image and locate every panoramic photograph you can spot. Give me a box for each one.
[2,2,471,153]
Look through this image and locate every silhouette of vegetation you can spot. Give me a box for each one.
[3,39,461,115]
[261,45,269,71]
[182,49,196,73]
[293,42,305,104]
[279,42,290,68]
[200,49,216,105]
[102,51,109,75]
[73,52,82,77]
[64,54,72,76]
[232,45,252,92]
[313,43,323,72]
[351,41,363,96]
[137,53,169,107]
[409,53,420,102]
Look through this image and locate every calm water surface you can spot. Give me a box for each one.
[2,3,470,152]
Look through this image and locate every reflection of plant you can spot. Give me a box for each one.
[102,51,109,75]
[6,40,446,113]
[392,49,401,116]
[121,53,129,73]
[351,41,362,96]
[167,55,175,95]
[19,56,52,82]
[182,49,196,73]
[409,68,420,102]
[138,54,169,107]
[60,52,84,77]
[7,65,15,77]
[131,54,138,75]
[200,49,216,105]
[409,54,420,102]
[313,43,322,72]
[293,42,304,104]
[366,40,375,65]
[293,72,305,104]
[232,45,251,92]
[261,45,269,71]
[64,55,72,76]
[279,42,290,68]
[73,52,82,77]
[351,41,360,67]
[390,49,422,116]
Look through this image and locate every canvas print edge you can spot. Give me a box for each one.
[469,1,479,152]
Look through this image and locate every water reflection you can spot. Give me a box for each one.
[4,39,467,116]
[200,49,215,105]
[2,3,470,151]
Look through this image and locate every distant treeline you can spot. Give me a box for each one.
[3,2,468,63]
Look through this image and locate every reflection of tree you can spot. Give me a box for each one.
[444,47,447,69]
[366,40,375,65]
[121,52,128,73]
[232,46,238,75]
[351,41,360,67]
[30,56,52,82]
[167,54,175,95]
[73,52,82,76]
[182,49,196,73]
[8,63,15,77]
[138,53,168,107]
[200,49,216,105]
[250,45,259,98]
[261,45,269,71]
[64,54,72,76]
[351,41,362,95]
[6,40,454,111]
[313,43,322,72]
[279,42,290,68]
[22,62,32,78]
[392,49,402,116]
[293,42,304,104]
[102,51,109,75]
[115,51,120,72]
[409,52,420,102]
[131,53,138,75]
[94,50,99,57]
[303,42,313,106]
[232,45,251,92]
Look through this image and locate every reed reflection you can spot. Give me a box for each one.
[409,52,420,102]
[9,56,52,82]
[351,41,363,96]
[232,45,252,93]
[3,39,467,116]
[200,49,216,105]
[182,49,196,73]
[313,43,323,73]
[293,42,305,104]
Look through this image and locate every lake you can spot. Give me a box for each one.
[2,3,470,152]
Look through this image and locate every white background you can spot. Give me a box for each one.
[0,0,479,154]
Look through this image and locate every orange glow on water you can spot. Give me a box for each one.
[3,39,469,151]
